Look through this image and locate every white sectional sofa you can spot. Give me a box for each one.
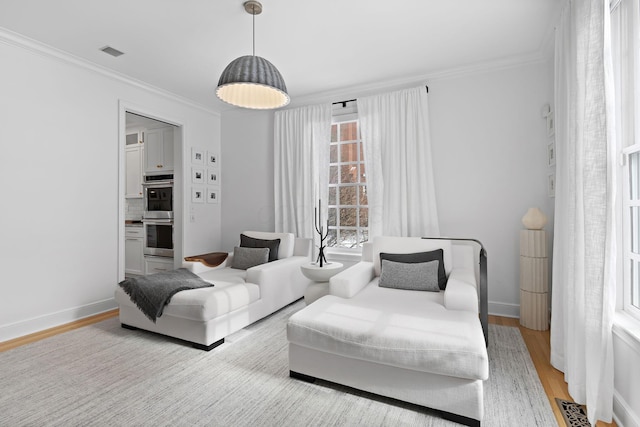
[287,236,488,427]
[115,231,311,350]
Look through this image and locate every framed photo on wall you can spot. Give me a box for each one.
[192,187,204,203]
[547,139,556,167]
[548,173,556,198]
[546,112,555,137]
[207,170,219,185]
[191,148,204,164]
[192,167,204,184]
[207,188,219,204]
[207,151,219,168]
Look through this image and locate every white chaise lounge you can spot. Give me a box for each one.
[115,231,311,350]
[287,236,488,426]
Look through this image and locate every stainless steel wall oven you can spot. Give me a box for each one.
[142,174,174,257]
[143,219,174,257]
[142,174,173,219]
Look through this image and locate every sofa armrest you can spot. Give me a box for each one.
[444,268,479,313]
[329,261,375,299]
[293,238,312,257]
[246,256,308,287]
[182,253,233,275]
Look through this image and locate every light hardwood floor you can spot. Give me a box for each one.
[489,315,617,427]
[0,311,617,427]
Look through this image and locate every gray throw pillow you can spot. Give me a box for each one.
[240,234,281,262]
[380,249,448,290]
[231,246,269,270]
[379,259,440,292]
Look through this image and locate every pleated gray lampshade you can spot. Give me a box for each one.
[216,55,290,109]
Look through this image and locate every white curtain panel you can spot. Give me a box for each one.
[358,87,440,238]
[550,0,617,424]
[274,104,332,250]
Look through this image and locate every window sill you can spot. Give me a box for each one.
[325,248,362,264]
[613,311,640,354]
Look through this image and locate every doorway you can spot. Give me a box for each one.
[119,106,184,281]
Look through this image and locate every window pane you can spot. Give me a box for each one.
[359,207,368,227]
[341,165,357,183]
[360,163,366,183]
[329,166,338,184]
[633,260,640,309]
[340,122,357,141]
[340,208,357,226]
[328,187,336,205]
[339,229,358,248]
[360,229,369,245]
[339,186,357,205]
[330,144,338,163]
[340,143,358,163]
[331,124,337,143]
[328,207,337,227]
[631,151,640,200]
[632,207,640,254]
[359,185,368,205]
[327,229,337,247]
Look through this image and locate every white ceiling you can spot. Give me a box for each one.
[0,0,562,112]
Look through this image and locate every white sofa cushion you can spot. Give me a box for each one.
[115,280,260,322]
[242,231,295,259]
[196,266,247,284]
[371,237,453,278]
[287,282,488,381]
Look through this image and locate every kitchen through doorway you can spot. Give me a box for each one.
[121,110,183,280]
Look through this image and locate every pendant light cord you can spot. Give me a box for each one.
[252,4,256,57]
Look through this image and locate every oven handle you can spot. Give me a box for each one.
[141,180,173,187]
[142,219,174,224]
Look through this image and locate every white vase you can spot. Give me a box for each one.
[522,208,547,230]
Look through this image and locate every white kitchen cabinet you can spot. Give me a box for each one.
[144,127,174,174]
[125,226,144,275]
[125,144,144,198]
[145,256,174,275]
[126,130,144,146]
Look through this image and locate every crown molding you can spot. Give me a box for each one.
[288,50,552,109]
[0,27,220,117]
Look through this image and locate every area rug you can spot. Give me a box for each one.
[0,301,556,426]
[556,398,591,427]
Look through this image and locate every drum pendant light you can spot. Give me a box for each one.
[216,1,290,109]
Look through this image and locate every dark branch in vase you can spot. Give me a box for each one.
[315,199,329,267]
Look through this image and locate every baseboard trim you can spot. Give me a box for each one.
[488,301,520,318]
[614,389,640,427]
[0,298,118,343]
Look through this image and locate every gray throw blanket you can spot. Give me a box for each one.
[119,268,214,323]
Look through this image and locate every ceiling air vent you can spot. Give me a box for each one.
[100,46,124,57]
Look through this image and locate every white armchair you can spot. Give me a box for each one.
[287,236,488,426]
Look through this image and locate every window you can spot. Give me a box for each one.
[623,147,640,315]
[327,119,368,248]
[611,0,640,320]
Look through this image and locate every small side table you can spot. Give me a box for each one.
[184,252,228,268]
[300,262,344,305]
[519,230,549,330]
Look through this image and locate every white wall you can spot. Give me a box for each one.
[220,109,276,251]
[0,33,221,341]
[220,60,553,317]
[429,60,554,316]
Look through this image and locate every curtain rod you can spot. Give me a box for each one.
[332,85,429,107]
